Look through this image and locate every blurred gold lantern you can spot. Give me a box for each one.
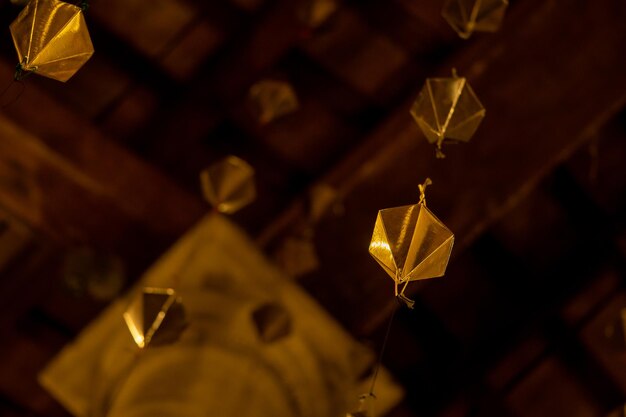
[200,155,256,214]
[249,80,299,124]
[410,69,485,158]
[442,0,508,39]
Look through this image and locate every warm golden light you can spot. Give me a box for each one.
[410,70,485,158]
[200,156,256,214]
[123,287,185,349]
[10,0,94,81]
[442,0,508,39]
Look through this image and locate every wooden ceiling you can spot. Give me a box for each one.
[0,0,625,416]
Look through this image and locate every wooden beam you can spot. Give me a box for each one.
[0,60,205,249]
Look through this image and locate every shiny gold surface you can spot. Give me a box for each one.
[442,0,508,39]
[369,181,454,302]
[123,287,186,349]
[200,155,256,214]
[410,70,485,157]
[10,0,94,81]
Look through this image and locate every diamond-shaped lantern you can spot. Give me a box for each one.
[442,0,508,39]
[410,69,485,158]
[123,287,187,349]
[249,80,299,124]
[10,0,94,81]
[200,156,256,214]
[369,179,454,308]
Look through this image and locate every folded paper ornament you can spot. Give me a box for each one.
[369,179,454,308]
[442,0,508,39]
[10,0,94,81]
[410,69,485,158]
[200,156,256,214]
[123,287,187,349]
[249,80,299,124]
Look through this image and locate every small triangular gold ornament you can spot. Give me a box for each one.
[123,287,186,349]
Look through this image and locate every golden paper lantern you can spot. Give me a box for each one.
[10,0,94,82]
[200,156,256,214]
[410,69,485,158]
[249,80,299,124]
[369,179,454,308]
[442,0,508,39]
[123,287,187,349]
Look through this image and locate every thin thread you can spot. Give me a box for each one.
[368,303,398,396]
[0,79,25,108]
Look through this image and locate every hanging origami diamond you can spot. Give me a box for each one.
[249,80,299,124]
[200,156,256,214]
[274,233,320,278]
[308,183,342,223]
[123,287,187,349]
[369,179,454,308]
[442,0,508,39]
[10,0,94,82]
[251,302,293,344]
[410,69,485,158]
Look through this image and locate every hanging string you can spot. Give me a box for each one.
[418,177,432,206]
[0,79,25,108]
[367,301,399,397]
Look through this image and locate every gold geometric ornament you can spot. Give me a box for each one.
[123,287,187,349]
[369,179,454,308]
[442,0,508,39]
[249,79,299,124]
[10,0,94,82]
[410,69,485,158]
[200,156,256,214]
